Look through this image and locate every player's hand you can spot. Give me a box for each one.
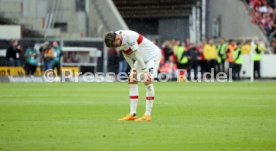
[143,70,151,83]
[129,68,137,83]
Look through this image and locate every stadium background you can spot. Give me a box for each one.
[0,0,275,79]
[0,0,276,151]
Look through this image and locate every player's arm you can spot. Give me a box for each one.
[131,51,147,71]
[122,52,135,69]
[131,49,152,83]
[122,48,148,74]
[130,50,151,83]
[126,37,147,72]
[127,37,151,82]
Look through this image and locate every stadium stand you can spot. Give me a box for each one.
[243,0,276,53]
[1,0,276,80]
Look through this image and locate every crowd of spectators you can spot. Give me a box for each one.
[245,0,276,53]
[5,40,62,75]
[158,38,266,81]
[3,38,267,81]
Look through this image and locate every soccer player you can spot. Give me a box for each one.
[104,30,161,121]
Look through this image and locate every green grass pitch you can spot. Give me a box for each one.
[0,82,276,151]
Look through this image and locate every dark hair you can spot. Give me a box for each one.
[104,32,116,47]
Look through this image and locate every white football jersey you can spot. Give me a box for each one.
[115,30,161,62]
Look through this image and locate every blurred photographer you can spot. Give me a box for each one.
[6,40,21,66]
[41,41,54,71]
[24,44,38,75]
[52,41,63,75]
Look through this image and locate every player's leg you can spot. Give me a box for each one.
[118,64,139,121]
[145,60,156,116]
[128,68,139,116]
[136,58,160,122]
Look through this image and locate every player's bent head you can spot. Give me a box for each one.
[104,32,116,47]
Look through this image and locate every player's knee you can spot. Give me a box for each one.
[145,83,154,91]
